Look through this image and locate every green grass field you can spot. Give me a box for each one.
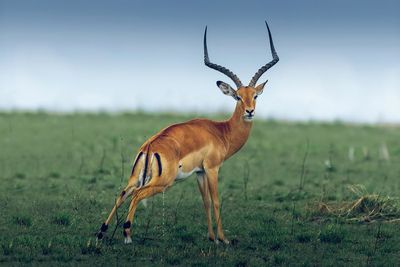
[0,112,399,266]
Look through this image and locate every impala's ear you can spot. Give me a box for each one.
[216,81,238,100]
[255,80,268,95]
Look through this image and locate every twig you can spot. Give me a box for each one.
[291,202,296,235]
[99,147,106,171]
[299,139,309,191]
[243,160,250,201]
[141,198,155,244]
[366,223,382,266]
[173,189,186,224]
[109,137,128,241]
[78,154,85,174]
[120,145,125,184]
[110,197,126,241]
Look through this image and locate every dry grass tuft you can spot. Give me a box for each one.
[314,185,400,223]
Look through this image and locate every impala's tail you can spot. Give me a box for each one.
[131,144,163,188]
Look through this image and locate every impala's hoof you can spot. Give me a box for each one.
[218,238,230,245]
[100,223,108,232]
[96,232,103,240]
[96,223,108,241]
[208,234,216,242]
[124,237,132,244]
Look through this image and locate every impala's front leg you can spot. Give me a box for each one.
[205,167,229,244]
[197,172,215,242]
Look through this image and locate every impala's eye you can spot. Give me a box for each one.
[236,96,242,101]
[254,95,258,100]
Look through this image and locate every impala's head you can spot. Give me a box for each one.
[216,81,267,121]
[204,21,279,122]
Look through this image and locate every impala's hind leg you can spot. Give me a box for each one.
[96,184,136,240]
[197,172,215,242]
[121,149,177,244]
[123,185,167,244]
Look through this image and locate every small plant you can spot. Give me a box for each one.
[53,213,71,226]
[324,159,336,172]
[41,241,53,255]
[348,146,355,161]
[319,224,344,244]
[243,160,250,201]
[13,215,32,227]
[298,139,309,190]
[49,171,60,178]
[2,241,14,256]
[81,238,101,255]
[379,143,390,161]
[363,147,370,160]
[166,255,181,265]
[324,144,337,173]
[296,233,312,243]
[273,180,284,186]
[15,172,26,179]
[273,254,286,265]
[268,236,283,251]
[103,183,116,189]
[179,232,195,243]
[235,260,248,267]
[96,168,110,175]
[88,177,97,184]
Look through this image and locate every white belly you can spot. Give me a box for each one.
[175,167,202,180]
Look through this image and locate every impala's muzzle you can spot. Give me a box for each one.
[244,109,255,121]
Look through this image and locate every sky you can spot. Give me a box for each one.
[0,0,399,123]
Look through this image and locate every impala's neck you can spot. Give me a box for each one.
[225,103,253,158]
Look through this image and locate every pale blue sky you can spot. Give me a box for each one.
[0,0,399,123]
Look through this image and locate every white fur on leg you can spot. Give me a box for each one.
[124,236,132,244]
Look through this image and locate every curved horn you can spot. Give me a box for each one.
[204,26,243,88]
[248,21,279,87]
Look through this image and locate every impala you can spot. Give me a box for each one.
[97,21,279,244]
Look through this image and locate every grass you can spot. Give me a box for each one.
[0,111,400,266]
[316,185,400,223]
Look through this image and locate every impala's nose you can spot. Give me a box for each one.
[245,109,254,116]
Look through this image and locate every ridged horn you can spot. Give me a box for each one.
[248,21,279,87]
[203,26,243,88]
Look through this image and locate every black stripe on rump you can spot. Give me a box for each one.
[154,153,162,176]
[131,151,143,175]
